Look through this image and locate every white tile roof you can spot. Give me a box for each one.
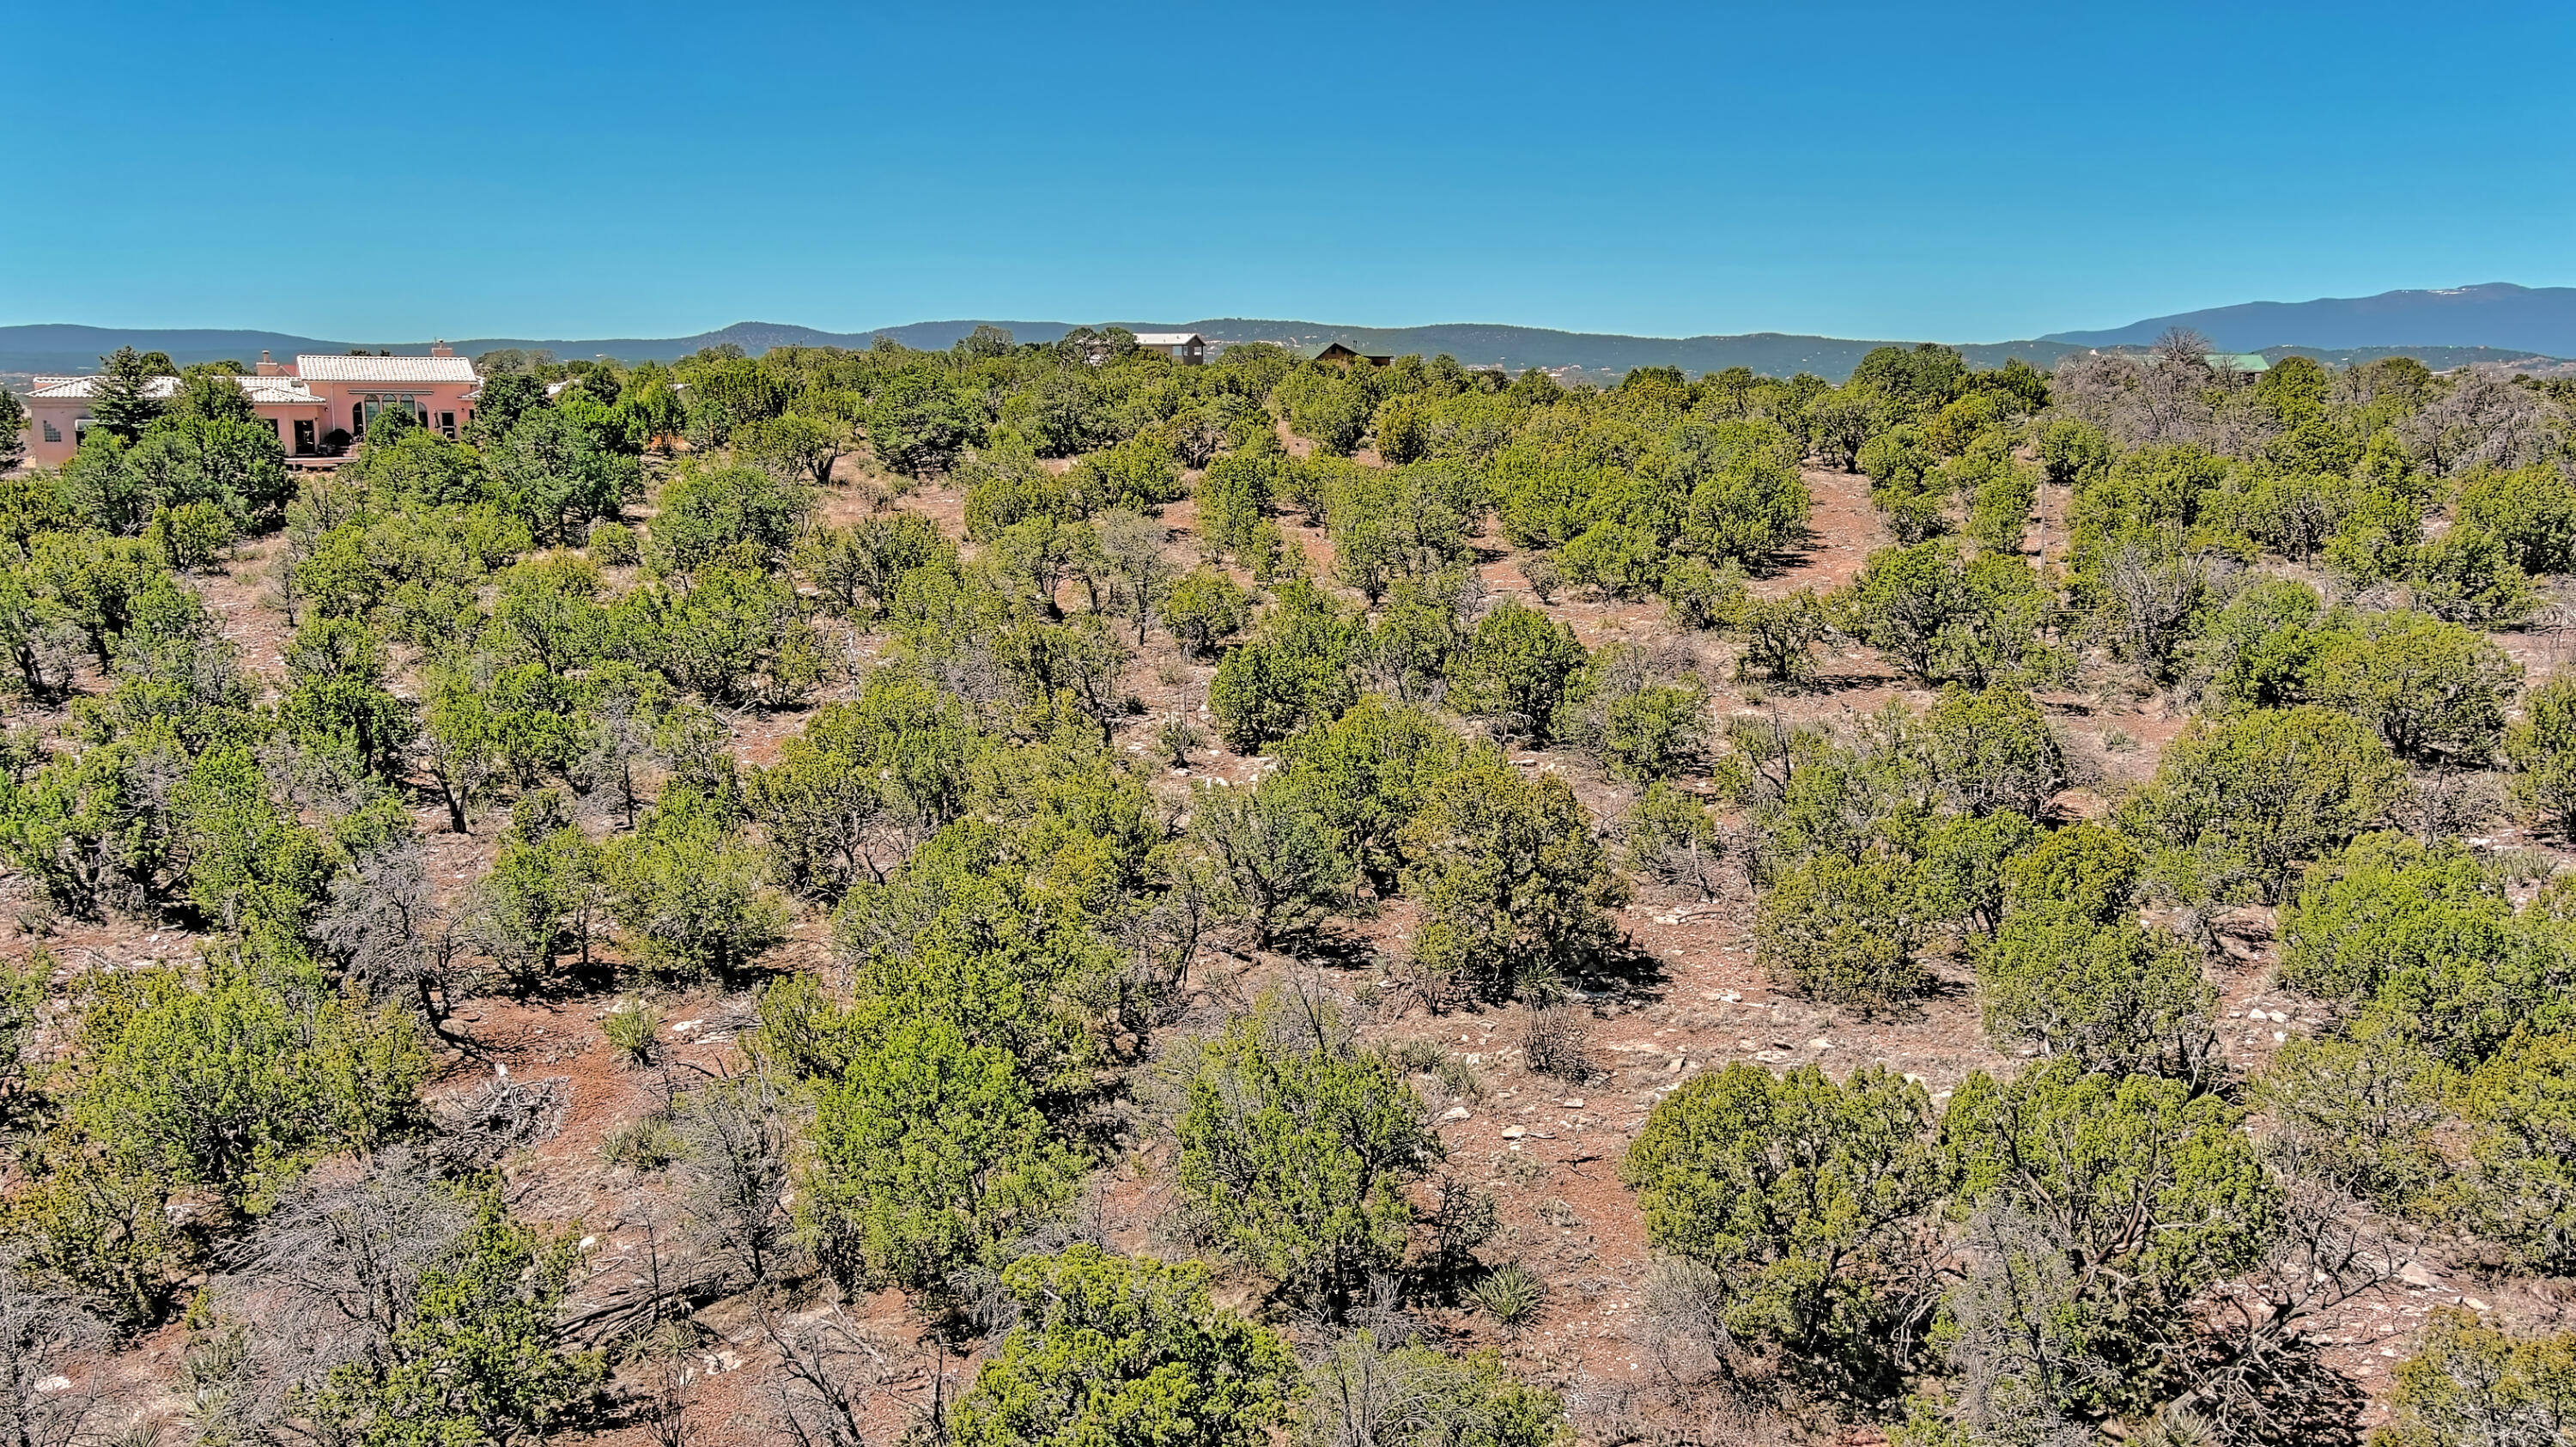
[29,374,321,404]
[239,376,325,404]
[1132,332,1204,347]
[292,354,480,382]
[27,375,179,400]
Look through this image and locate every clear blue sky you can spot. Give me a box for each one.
[12,1,2573,343]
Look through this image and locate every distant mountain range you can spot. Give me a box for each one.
[6,283,2573,384]
[0,319,2091,380]
[2045,282,2576,356]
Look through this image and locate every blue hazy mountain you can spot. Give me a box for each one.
[2044,283,2576,356]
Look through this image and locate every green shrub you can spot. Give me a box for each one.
[645,463,812,574]
[1175,1008,1443,1305]
[803,1014,1084,1301]
[828,818,1129,1099]
[1830,542,2056,688]
[2507,675,2576,838]
[1623,1061,1935,1394]
[2410,525,2538,625]
[951,1247,1295,1447]
[961,450,1076,539]
[298,1199,602,1443]
[1298,1335,1569,1447]
[865,372,985,477]
[1977,903,2214,1079]
[1999,821,2142,922]
[1207,579,1359,751]
[1937,1059,2275,1420]
[1596,676,1709,781]
[1399,748,1627,1003]
[1921,684,2064,819]
[1276,694,1465,896]
[485,403,639,544]
[146,502,237,572]
[1196,452,1280,557]
[2323,487,2427,586]
[2456,463,2576,575]
[1731,590,1826,684]
[1159,566,1254,658]
[605,786,789,982]
[1364,571,1467,703]
[2278,832,2555,1065]
[2374,1308,2576,1447]
[1154,716,1204,767]
[1619,782,1728,899]
[1324,462,1479,604]
[2441,1028,2576,1273]
[1755,850,1931,1006]
[278,616,416,781]
[1673,419,1812,566]
[2117,705,2403,903]
[1964,456,2037,554]
[633,562,825,708]
[1555,645,1708,781]
[1190,773,1353,949]
[2250,1017,2447,1211]
[586,519,638,564]
[793,510,955,618]
[1064,434,1185,515]
[1659,556,1742,631]
[2038,417,2111,488]
[62,957,428,1210]
[1917,809,2036,938]
[2309,610,2518,763]
[744,675,982,900]
[1446,598,1586,744]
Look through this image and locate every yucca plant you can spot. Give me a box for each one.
[1468,1262,1546,1329]
[604,1002,665,1068]
[603,1115,683,1170]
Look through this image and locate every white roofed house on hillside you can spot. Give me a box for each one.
[19,342,486,465]
[283,344,483,447]
[1130,332,1207,365]
[25,369,328,464]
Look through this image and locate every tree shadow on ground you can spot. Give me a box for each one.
[1575,933,1671,1007]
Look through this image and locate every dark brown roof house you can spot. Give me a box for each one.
[1311,341,1394,367]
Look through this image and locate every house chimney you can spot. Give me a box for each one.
[429,339,453,357]
[255,350,282,376]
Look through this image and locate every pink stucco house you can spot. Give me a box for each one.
[22,344,483,465]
